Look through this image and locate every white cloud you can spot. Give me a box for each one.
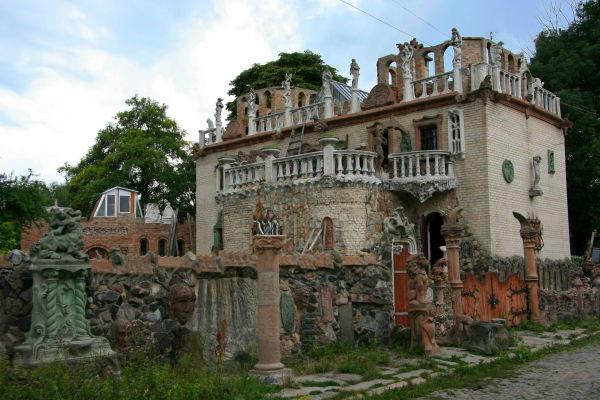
[0,0,302,182]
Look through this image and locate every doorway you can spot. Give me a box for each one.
[425,212,445,265]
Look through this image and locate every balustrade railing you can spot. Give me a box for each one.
[499,70,521,98]
[292,102,324,126]
[411,72,453,99]
[222,161,265,192]
[273,152,324,182]
[255,112,285,133]
[334,150,376,178]
[389,150,454,181]
[220,149,379,194]
[532,85,561,116]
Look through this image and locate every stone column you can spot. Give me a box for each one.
[349,59,361,114]
[440,208,465,332]
[513,212,543,324]
[322,70,334,118]
[251,235,291,384]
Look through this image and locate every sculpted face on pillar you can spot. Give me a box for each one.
[512,212,544,250]
[441,207,465,238]
[169,284,197,325]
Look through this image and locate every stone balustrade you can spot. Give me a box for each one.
[334,150,377,178]
[220,149,379,194]
[499,70,522,98]
[411,72,453,99]
[389,150,454,182]
[273,151,324,182]
[532,85,561,116]
[222,160,265,192]
[254,102,325,134]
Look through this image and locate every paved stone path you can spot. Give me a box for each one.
[273,329,599,399]
[424,344,600,400]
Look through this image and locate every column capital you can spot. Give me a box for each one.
[252,235,285,253]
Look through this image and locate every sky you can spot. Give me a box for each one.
[0,0,576,182]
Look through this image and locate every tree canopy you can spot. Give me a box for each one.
[226,50,347,120]
[60,96,195,218]
[529,0,600,254]
[0,171,52,254]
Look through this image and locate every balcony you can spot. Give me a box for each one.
[387,151,457,202]
[219,149,379,195]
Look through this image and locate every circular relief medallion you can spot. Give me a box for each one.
[502,160,514,183]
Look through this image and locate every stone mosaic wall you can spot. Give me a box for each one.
[0,251,391,361]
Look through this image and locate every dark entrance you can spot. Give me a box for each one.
[425,212,445,264]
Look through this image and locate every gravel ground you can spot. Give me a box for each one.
[424,344,600,400]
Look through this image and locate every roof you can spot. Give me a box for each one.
[100,186,139,195]
[316,80,369,104]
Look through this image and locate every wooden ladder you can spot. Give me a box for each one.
[285,122,306,156]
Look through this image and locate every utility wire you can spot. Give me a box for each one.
[560,100,598,117]
[337,0,421,43]
[387,0,446,36]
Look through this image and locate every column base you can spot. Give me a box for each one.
[250,367,293,386]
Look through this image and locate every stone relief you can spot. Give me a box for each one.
[451,27,462,68]
[350,58,360,90]
[529,155,543,197]
[502,159,514,183]
[398,42,414,78]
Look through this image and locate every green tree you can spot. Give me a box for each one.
[0,171,50,254]
[60,96,195,218]
[529,0,600,254]
[226,50,347,120]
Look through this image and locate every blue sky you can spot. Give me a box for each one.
[0,0,575,182]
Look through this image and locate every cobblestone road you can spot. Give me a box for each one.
[425,345,600,400]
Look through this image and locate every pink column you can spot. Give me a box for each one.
[251,235,291,384]
[441,208,466,331]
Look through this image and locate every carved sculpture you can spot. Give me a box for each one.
[372,123,388,165]
[529,155,543,197]
[282,73,292,108]
[407,254,439,356]
[15,206,114,366]
[248,89,258,117]
[350,59,360,90]
[383,206,415,241]
[280,281,296,334]
[451,27,462,68]
[215,98,224,126]
[430,258,448,337]
[398,42,414,79]
[207,118,215,130]
[253,201,282,236]
[322,70,333,98]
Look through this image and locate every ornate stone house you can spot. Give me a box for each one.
[195,30,570,264]
[21,187,195,258]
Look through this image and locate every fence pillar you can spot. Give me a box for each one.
[251,235,291,384]
[513,212,544,324]
[440,208,465,338]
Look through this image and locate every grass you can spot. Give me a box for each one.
[511,315,600,334]
[0,354,276,400]
[288,342,390,379]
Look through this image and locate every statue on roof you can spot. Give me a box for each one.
[206,118,214,130]
[248,89,258,117]
[215,98,224,126]
[282,73,292,108]
[350,59,360,90]
[451,28,463,68]
[398,42,414,79]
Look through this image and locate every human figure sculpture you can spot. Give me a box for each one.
[451,28,462,68]
[398,42,414,78]
[206,118,215,130]
[322,70,333,97]
[350,59,360,89]
[530,156,543,197]
[248,89,258,117]
[372,124,388,167]
[282,73,292,108]
[215,98,224,126]
[420,316,440,356]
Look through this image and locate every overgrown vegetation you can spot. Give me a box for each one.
[288,342,390,379]
[226,51,347,120]
[529,0,600,254]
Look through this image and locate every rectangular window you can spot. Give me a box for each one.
[420,125,438,150]
[119,195,130,213]
[106,195,116,216]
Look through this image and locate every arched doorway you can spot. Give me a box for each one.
[424,212,445,265]
[87,247,109,260]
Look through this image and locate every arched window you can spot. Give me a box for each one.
[442,45,453,73]
[264,90,272,108]
[177,239,185,256]
[298,92,305,107]
[425,52,435,77]
[158,239,167,256]
[86,247,109,260]
[309,94,317,104]
[388,61,398,85]
[140,238,148,256]
[507,54,515,73]
[322,217,334,250]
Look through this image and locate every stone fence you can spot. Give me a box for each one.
[0,251,388,362]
